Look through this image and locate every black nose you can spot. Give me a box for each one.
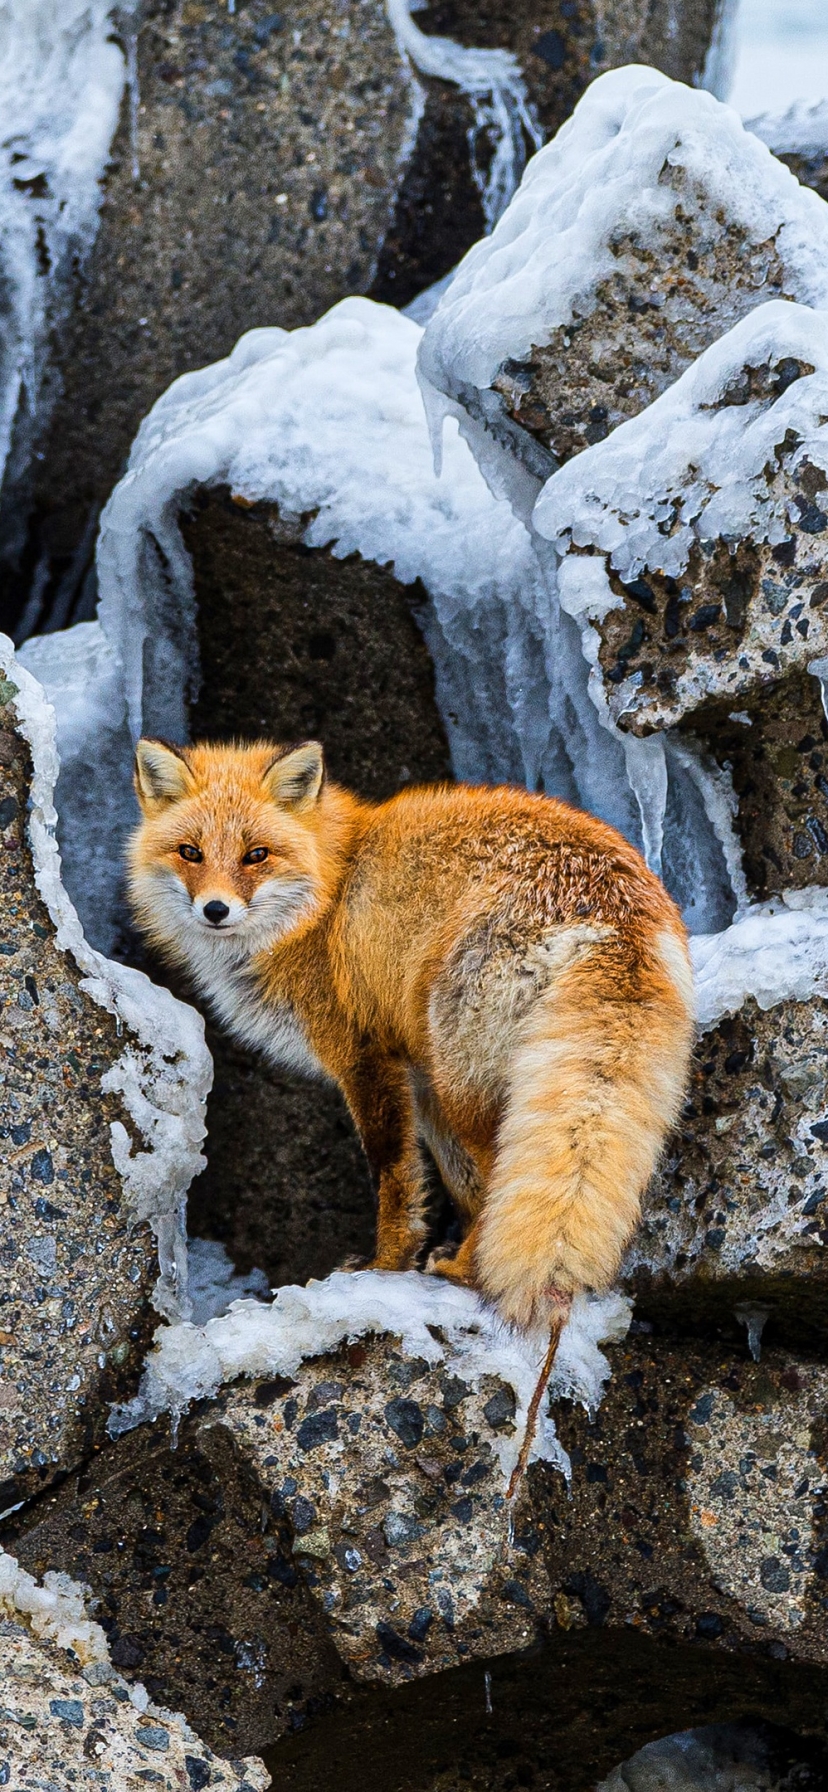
[203,900,230,925]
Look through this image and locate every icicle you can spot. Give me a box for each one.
[125,20,141,185]
[735,1303,770,1363]
[384,0,541,231]
[622,733,668,877]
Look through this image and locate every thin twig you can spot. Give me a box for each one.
[506,1303,569,1503]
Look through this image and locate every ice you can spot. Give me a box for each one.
[0,637,212,1321]
[691,887,828,1027]
[0,1548,108,1665]
[0,2,129,521]
[385,0,541,233]
[108,1266,631,1487]
[187,1237,271,1327]
[418,65,828,416]
[17,621,135,955]
[747,98,828,158]
[534,301,828,584]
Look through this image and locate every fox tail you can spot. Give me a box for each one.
[476,927,694,1329]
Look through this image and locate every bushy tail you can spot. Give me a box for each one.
[476,928,694,1329]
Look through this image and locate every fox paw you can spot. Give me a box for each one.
[425,1241,459,1273]
[338,1252,371,1272]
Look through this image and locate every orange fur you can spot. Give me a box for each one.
[128,738,695,1327]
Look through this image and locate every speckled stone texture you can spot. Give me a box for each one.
[542,1335,828,1667]
[462,149,798,488]
[210,1338,548,1686]
[182,489,451,1285]
[0,1610,267,1791]
[0,0,418,631]
[0,689,161,1508]
[3,1414,343,1757]
[632,996,828,1344]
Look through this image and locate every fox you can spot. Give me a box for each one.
[127,737,695,1335]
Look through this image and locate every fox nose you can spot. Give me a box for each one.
[203,900,230,926]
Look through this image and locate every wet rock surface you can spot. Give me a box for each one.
[3,1415,342,1757]
[0,685,158,1507]
[543,1336,828,1666]
[0,1603,268,1791]
[598,1720,828,1792]
[183,487,451,1280]
[633,996,828,1344]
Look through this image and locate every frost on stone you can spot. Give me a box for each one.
[535,301,828,737]
[417,66,828,510]
[109,1267,631,1487]
[0,1,130,513]
[0,1549,270,1788]
[0,636,211,1321]
[747,100,828,160]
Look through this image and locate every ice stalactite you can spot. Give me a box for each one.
[0,2,130,522]
[384,0,542,235]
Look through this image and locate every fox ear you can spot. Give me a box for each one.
[134,739,194,813]
[263,741,325,812]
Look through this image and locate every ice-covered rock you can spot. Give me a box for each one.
[418,67,828,516]
[99,1272,627,1687]
[0,639,210,1506]
[0,1548,268,1789]
[534,301,828,899]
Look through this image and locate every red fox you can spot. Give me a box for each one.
[128,738,694,1332]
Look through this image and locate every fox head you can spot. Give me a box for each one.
[127,738,333,964]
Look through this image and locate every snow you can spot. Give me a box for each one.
[108,1267,631,1486]
[691,887,828,1026]
[0,1548,109,1667]
[0,636,212,1322]
[417,64,828,414]
[730,0,828,120]
[0,2,129,509]
[534,300,828,580]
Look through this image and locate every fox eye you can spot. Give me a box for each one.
[178,844,203,863]
[242,846,269,866]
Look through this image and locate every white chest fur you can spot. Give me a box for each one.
[193,947,325,1079]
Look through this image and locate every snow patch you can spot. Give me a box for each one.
[747,98,828,159]
[108,1268,631,1486]
[0,636,211,1321]
[691,887,828,1027]
[0,1548,108,1666]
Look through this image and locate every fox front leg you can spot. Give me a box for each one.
[339,1051,428,1271]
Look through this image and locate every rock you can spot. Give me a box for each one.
[211,1335,550,1685]
[632,996,828,1343]
[0,0,420,632]
[535,302,828,902]
[598,1721,828,1792]
[418,68,828,515]
[542,1334,828,1667]
[0,1547,268,1789]
[2,1413,342,1756]
[0,639,209,1507]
